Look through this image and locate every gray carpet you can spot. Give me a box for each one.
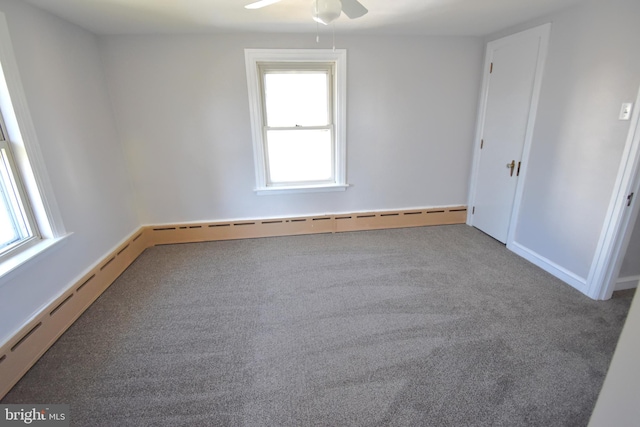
[1,225,632,426]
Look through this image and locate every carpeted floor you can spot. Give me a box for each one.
[1,225,632,426]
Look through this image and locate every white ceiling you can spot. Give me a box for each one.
[23,0,586,36]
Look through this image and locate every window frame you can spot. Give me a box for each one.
[259,62,335,187]
[0,120,40,261]
[0,11,67,281]
[245,49,348,195]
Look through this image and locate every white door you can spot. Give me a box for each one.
[471,25,550,243]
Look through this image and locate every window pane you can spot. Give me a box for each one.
[0,191,19,248]
[264,73,328,127]
[0,147,31,252]
[266,129,332,183]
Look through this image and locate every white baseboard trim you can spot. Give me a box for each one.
[615,275,640,291]
[509,241,588,294]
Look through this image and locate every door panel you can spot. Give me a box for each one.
[473,31,544,243]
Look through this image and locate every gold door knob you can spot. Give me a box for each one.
[506,160,515,176]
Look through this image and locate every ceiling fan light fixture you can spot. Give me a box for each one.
[312,0,342,25]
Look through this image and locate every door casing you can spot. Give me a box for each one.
[587,85,640,300]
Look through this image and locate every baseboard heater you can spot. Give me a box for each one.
[148,206,467,245]
[0,205,466,399]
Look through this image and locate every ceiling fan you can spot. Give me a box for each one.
[245,0,368,25]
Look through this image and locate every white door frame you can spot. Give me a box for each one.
[587,85,640,300]
[467,23,551,247]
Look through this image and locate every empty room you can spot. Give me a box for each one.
[0,0,639,425]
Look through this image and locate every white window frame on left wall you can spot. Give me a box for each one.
[0,11,67,281]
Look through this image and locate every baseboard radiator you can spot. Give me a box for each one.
[0,230,151,399]
[0,205,466,399]
[148,206,467,245]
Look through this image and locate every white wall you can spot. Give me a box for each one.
[99,34,483,224]
[493,0,640,281]
[619,215,640,279]
[588,284,640,426]
[0,1,138,345]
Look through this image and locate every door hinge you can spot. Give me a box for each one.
[627,192,634,207]
[490,62,493,73]
[480,139,484,149]
[472,206,475,214]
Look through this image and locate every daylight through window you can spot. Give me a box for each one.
[262,65,333,184]
[245,49,347,195]
[0,12,66,278]
[0,112,38,261]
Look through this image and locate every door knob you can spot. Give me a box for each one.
[506,160,515,176]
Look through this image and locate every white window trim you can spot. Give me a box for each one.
[0,136,40,259]
[244,49,348,195]
[0,11,68,283]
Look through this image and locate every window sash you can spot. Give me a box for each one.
[258,63,336,187]
[263,127,335,186]
[0,131,39,261]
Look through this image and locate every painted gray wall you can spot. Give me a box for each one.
[0,1,138,345]
[99,34,483,224]
[496,0,640,280]
[619,215,640,278]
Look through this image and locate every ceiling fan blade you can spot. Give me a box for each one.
[245,0,282,10]
[340,0,368,19]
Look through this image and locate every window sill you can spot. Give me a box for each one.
[255,184,349,196]
[0,234,72,284]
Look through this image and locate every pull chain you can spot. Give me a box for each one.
[332,22,335,51]
[315,0,320,43]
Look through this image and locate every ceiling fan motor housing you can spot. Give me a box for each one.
[312,0,342,25]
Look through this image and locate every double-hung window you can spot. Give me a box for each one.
[245,49,347,194]
[0,10,66,279]
[0,112,38,261]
